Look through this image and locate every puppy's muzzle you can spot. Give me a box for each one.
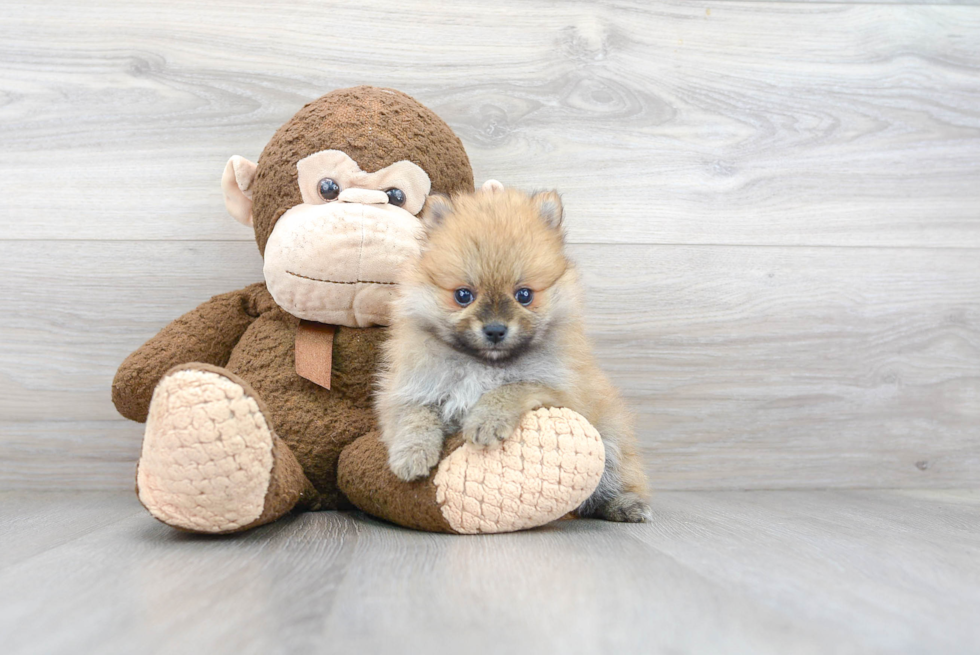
[482,323,508,344]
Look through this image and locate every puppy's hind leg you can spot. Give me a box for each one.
[577,439,652,523]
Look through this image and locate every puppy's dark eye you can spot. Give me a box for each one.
[318,178,340,201]
[515,288,533,306]
[454,288,474,307]
[385,188,406,207]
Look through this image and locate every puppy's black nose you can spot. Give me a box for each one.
[483,323,508,344]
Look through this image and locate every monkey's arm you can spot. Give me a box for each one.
[111,285,260,422]
[462,382,566,446]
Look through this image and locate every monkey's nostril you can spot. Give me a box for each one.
[482,323,508,344]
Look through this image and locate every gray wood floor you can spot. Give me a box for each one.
[2,490,978,655]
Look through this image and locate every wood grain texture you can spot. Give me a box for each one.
[1,1,979,491]
[0,422,142,492]
[751,1,980,4]
[1,240,976,490]
[0,489,977,654]
[749,1,980,4]
[0,491,142,570]
[1,1,979,246]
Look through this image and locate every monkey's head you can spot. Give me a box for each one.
[221,86,474,327]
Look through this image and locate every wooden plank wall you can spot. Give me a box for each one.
[1,0,978,490]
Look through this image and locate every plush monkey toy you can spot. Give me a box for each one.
[112,86,606,535]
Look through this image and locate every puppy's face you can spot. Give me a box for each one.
[399,187,576,362]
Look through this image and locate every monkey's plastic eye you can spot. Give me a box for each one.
[385,188,406,207]
[318,178,340,201]
[454,288,474,307]
[515,288,533,306]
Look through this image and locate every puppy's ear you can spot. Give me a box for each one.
[421,194,453,231]
[532,190,563,230]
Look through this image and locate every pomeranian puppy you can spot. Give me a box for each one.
[375,183,650,522]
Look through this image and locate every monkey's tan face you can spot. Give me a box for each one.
[260,150,431,327]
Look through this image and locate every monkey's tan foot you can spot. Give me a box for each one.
[338,407,606,534]
[136,364,314,534]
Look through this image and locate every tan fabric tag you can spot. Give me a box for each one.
[295,321,335,390]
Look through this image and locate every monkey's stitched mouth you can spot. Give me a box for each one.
[286,270,397,286]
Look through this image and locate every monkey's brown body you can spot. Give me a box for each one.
[113,283,383,511]
[111,87,608,534]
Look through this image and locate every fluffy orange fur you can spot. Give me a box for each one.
[376,186,650,521]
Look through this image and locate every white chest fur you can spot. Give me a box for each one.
[393,342,569,426]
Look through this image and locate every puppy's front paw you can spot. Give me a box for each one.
[388,440,441,482]
[461,405,520,448]
[599,492,653,523]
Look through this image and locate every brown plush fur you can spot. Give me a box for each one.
[112,87,475,517]
[250,87,474,255]
[376,188,651,521]
[337,432,465,533]
[112,288,256,424]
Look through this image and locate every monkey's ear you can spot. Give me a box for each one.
[532,190,563,230]
[421,194,453,231]
[222,155,257,226]
[481,179,504,193]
